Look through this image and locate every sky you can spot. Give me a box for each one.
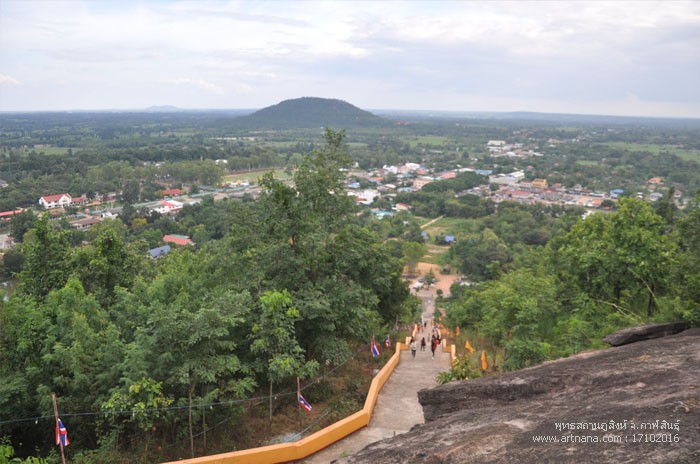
[1,0,699,117]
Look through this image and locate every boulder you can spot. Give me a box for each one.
[602,322,688,346]
[333,328,700,464]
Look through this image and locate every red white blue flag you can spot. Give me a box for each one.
[371,337,380,357]
[56,418,69,447]
[298,392,312,412]
[384,334,391,348]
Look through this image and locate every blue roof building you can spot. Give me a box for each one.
[148,244,171,258]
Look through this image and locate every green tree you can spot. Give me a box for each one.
[403,241,427,276]
[116,251,255,454]
[9,210,36,243]
[475,269,559,370]
[71,228,144,305]
[668,191,700,324]
[121,179,140,204]
[100,378,173,455]
[18,216,71,300]
[557,198,675,316]
[293,128,353,231]
[251,290,319,429]
[449,228,510,281]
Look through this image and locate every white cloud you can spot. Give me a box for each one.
[0,74,22,85]
[166,77,225,95]
[0,1,698,116]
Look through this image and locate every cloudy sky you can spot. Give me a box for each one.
[1,0,699,117]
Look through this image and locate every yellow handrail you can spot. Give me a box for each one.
[161,341,418,464]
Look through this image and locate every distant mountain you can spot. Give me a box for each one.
[233,97,388,129]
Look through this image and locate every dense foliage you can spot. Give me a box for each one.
[443,195,700,371]
[1,107,699,461]
[0,131,411,462]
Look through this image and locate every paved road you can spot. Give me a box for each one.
[302,292,450,463]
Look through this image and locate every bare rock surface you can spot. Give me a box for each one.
[602,322,688,346]
[333,328,700,464]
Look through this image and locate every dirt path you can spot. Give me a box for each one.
[411,262,461,296]
[420,215,444,229]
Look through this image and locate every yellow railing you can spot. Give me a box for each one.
[162,342,410,464]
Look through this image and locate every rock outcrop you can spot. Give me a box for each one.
[334,328,700,463]
[602,322,688,346]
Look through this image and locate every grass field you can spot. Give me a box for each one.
[223,168,292,183]
[600,142,700,163]
[22,146,70,155]
[406,135,451,148]
[421,216,474,237]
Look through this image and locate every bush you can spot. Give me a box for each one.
[304,379,334,403]
[503,339,550,371]
[436,355,482,384]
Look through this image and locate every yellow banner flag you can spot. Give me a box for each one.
[480,350,488,370]
[456,326,460,336]
[464,339,474,353]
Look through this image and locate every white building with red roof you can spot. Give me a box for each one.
[152,200,183,215]
[39,193,72,209]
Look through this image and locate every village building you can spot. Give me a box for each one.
[69,217,102,230]
[532,178,548,190]
[39,193,72,209]
[152,200,184,215]
[148,245,171,258]
[163,234,194,246]
[412,176,434,190]
[0,209,25,221]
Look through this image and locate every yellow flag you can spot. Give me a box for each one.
[480,350,488,370]
[464,339,474,353]
[456,326,460,336]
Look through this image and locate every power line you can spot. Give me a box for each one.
[0,345,369,427]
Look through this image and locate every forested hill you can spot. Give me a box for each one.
[232,97,389,129]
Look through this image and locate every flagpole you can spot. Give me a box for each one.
[296,377,301,413]
[52,392,67,464]
[296,377,302,428]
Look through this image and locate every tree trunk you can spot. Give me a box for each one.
[189,386,194,458]
[647,284,656,317]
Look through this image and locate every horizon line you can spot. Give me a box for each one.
[1,107,698,121]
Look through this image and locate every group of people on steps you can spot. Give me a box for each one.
[409,321,441,359]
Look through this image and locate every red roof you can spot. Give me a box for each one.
[509,190,532,197]
[163,234,193,246]
[162,188,183,196]
[0,209,24,218]
[41,193,71,202]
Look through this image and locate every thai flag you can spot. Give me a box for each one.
[371,338,380,357]
[56,418,69,447]
[384,334,391,348]
[298,392,312,412]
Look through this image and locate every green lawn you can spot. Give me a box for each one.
[23,146,70,155]
[406,135,450,148]
[422,216,470,235]
[599,142,700,162]
[223,168,292,183]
